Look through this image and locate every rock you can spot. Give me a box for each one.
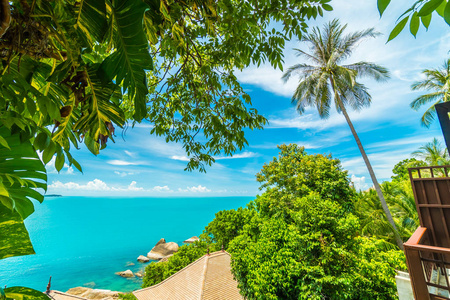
[155,238,166,246]
[147,240,179,260]
[135,272,144,278]
[67,287,90,296]
[159,254,173,263]
[115,270,134,278]
[66,287,122,300]
[183,236,200,244]
[147,252,165,260]
[83,282,96,288]
[137,255,150,263]
[126,261,135,266]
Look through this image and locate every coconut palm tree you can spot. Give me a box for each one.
[412,138,450,166]
[282,19,404,249]
[411,59,450,127]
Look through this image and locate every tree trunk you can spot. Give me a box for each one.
[0,0,10,38]
[330,76,404,250]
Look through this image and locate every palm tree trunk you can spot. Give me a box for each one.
[330,76,404,250]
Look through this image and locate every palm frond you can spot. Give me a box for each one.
[410,92,445,110]
[343,62,390,81]
[101,0,153,121]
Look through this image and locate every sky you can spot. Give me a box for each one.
[46,0,449,197]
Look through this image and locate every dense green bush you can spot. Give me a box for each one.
[142,242,208,288]
[142,144,407,299]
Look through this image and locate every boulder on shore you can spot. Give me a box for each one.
[147,239,179,260]
[158,254,173,263]
[183,236,200,244]
[135,272,144,278]
[137,255,150,263]
[66,287,121,300]
[115,270,134,278]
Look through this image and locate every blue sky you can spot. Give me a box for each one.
[46,0,448,197]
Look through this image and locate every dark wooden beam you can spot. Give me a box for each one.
[436,102,450,157]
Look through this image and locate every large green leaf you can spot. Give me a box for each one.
[75,0,108,46]
[0,126,47,219]
[101,0,153,121]
[3,287,50,300]
[0,203,34,260]
[377,0,391,16]
[73,64,124,153]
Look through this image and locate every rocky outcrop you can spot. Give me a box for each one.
[66,287,121,300]
[147,239,179,260]
[158,254,173,263]
[115,270,134,278]
[137,255,150,263]
[183,236,200,243]
[135,272,144,278]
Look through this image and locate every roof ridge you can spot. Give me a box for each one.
[199,254,209,300]
[134,253,209,294]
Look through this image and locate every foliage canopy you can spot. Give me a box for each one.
[378,0,450,41]
[0,0,333,260]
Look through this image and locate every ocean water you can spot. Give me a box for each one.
[0,196,252,293]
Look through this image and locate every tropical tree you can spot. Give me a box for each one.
[282,19,404,249]
[412,138,450,165]
[410,59,450,127]
[0,0,333,261]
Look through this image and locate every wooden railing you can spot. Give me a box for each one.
[406,166,450,300]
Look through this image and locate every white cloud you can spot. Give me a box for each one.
[178,185,211,193]
[124,150,135,157]
[152,185,172,192]
[171,151,258,162]
[48,179,146,192]
[171,155,190,162]
[351,174,369,191]
[215,152,259,160]
[107,160,140,166]
[114,171,135,177]
[49,179,111,191]
[127,181,144,191]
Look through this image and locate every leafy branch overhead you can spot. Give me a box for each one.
[379,0,450,41]
[0,0,333,259]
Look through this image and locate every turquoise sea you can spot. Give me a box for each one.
[0,196,253,293]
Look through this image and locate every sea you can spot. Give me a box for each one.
[0,196,253,293]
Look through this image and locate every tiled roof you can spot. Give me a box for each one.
[48,290,88,300]
[133,251,243,300]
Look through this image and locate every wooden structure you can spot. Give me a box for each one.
[405,165,450,299]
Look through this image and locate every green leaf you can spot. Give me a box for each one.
[437,0,447,16]
[0,203,35,260]
[0,136,10,150]
[55,152,64,172]
[322,4,333,11]
[33,132,49,151]
[0,126,47,219]
[42,142,56,165]
[387,16,409,42]
[101,0,153,121]
[75,0,108,46]
[4,287,50,300]
[444,1,450,24]
[421,13,432,29]
[410,12,420,37]
[377,0,391,16]
[418,0,445,16]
